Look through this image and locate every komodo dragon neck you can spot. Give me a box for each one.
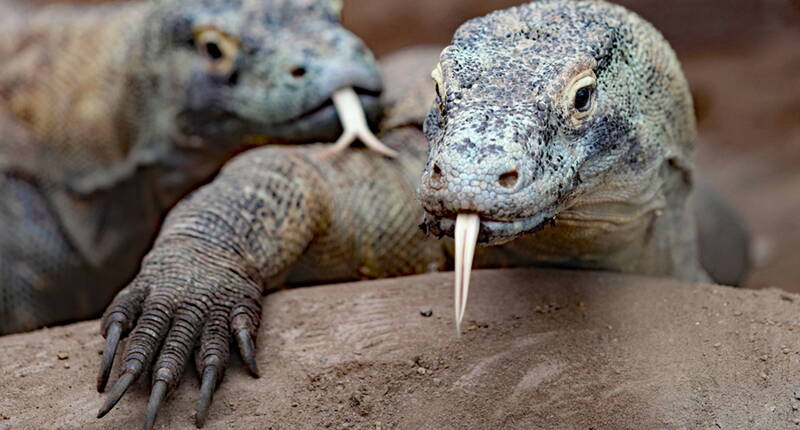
[472,160,705,281]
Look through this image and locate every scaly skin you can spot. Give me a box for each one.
[419,0,707,281]
[94,2,748,428]
[96,125,447,430]
[0,0,382,334]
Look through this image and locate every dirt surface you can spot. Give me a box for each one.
[1,268,799,429]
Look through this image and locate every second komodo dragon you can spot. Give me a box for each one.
[0,0,388,334]
[94,1,749,428]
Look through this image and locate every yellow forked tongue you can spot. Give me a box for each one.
[324,87,398,158]
[454,213,480,336]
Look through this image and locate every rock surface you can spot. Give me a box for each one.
[1,268,799,429]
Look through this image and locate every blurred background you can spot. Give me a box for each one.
[30,0,800,292]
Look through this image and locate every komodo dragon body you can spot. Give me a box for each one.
[0,0,383,334]
[94,1,748,428]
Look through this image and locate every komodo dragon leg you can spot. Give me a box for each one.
[96,148,331,428]
[95,125,438,429]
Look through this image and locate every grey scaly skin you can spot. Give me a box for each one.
[419,0,708,281]
[0,0,382,334]
[94,2,747,428]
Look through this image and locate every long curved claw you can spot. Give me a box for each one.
[319,87,398,158]
[194,306,232,427]
[143,380,168,430]
[96,260,263,427]
[98,282,149,393]
[235,330,260,378]
[140,300,211,428]
[97,286,172,422]
[454,214,480,336]
[195,368,219,428]
[97,322,122,392]
[97,371,136,418]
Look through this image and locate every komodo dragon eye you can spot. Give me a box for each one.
[330,0,344,17]
[193,27,239,76]
[574,86,593,111]
[205,42,223,60]
[566,71,597,122]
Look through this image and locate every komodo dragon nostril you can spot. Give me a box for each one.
[426,163,446,190]
[290,66,307,78]
[432,163,443,178]
[498,170,519,188]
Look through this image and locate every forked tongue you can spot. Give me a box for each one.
[454,213,480,336]
[324,87,398,158]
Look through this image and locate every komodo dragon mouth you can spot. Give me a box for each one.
[260,87,396,157]
[178,87,394,156]
[280,86,379,125]
[284,86,396,157]
[425,212,557,334]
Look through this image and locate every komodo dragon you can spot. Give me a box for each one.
[0,0,391,334]
[93,1,749,428]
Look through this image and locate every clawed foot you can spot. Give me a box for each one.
[96,258,262,429]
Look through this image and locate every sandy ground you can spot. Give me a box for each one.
[1,268,799,429]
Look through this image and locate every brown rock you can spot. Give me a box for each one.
[0,268,798,429]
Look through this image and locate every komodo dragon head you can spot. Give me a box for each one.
[416,0,698,329]
[138,0,382,146]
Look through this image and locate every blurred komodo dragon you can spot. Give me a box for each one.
[0,0,389,334]
[93,1,750,429]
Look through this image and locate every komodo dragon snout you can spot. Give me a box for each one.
[418,0,695,247]
[150,0,382,144]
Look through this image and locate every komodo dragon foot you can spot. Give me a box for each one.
[96,249,263,429]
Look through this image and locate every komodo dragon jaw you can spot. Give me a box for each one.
[418,0,697,330]
[143,0,386,151]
